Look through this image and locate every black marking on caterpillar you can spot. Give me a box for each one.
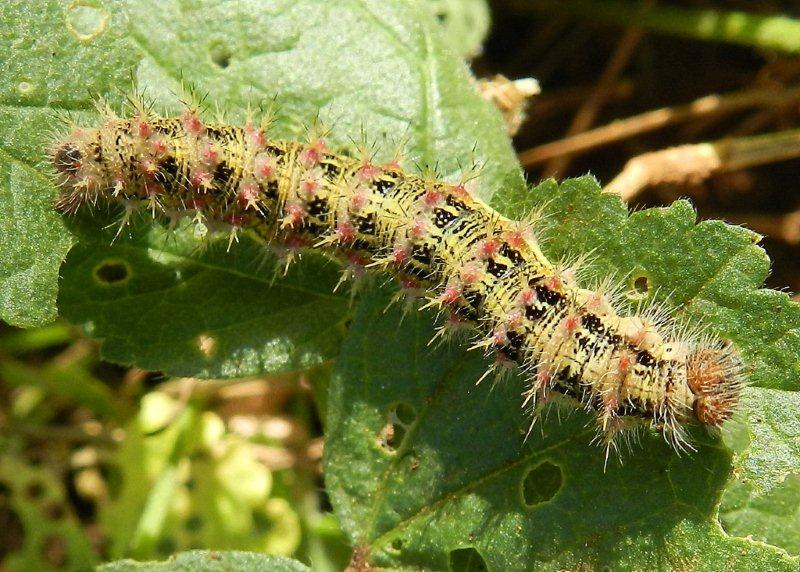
[48,98,746,462]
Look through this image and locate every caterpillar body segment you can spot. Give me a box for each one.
[49,107,745,457]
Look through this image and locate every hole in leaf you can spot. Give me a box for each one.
[393,402,416,425]
[196,333,217,359]
[65,1,108,41]
[449,547,488,571]
[377,402,416,453]
[522,461,563,507]
[94,259,130,285]
[627,272,651,301]
[390,538,403,552]
[209,42,232,68]
[17,80,34,95]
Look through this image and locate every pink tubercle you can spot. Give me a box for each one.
[347,251,369,267]
[283,203,305,227]
[518,287,537,306]
[391,244,410,264]
[335,220,356,243]
[617,354,632,375]
[254,155,275,180]
[460,263,482,285]
[441,284,461,304]
[505,310,523,329]
[138,158,158,176]
[151,139,169,156]
[492,326,509,346]
[202,142,220,164]
[190,170,213,190]
[350,190,369,212]
[450,183,469,199]
[283,234,309,249]
[586,292,604,311]
[422,188,443,209]
[384,159,403,172]
[505,230,526,249]
[535,368,552,389]
[144,180,163,196]
[300,139,327,168]
[137,120,152,139]
[301,176,320,199]
[545,275,563,291]
[357,163,381,182]
[237,183,260,209]
[245,123,267,148]
[112,174,126,191]
[477,238,499,260]
[181,110,204,134]
[602,390,620,411]
[409,217,427,239]
[560,314,580,333]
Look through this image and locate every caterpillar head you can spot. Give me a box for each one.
[49,128,106,214]
[686,344,745,427]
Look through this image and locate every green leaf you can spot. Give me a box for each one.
[719,389,800,554]
[99,550,310,572]
[0,155,73,327]
[496,177,800,391]
[6,0,800,568]
[1,0,522,376]
[59,213,350,378]
[0,0,139,327]
[325,176,800,569]
[425,0,491,58]
[325,285,799,571]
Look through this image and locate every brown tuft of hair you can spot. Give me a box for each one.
[686,346,743,427]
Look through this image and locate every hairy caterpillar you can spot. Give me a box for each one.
[48,99,745,459]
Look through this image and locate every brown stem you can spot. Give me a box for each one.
[604,129,800,201]
[519,85,800,167]
[543,25,645,176]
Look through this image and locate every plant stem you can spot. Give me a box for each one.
[514,0,800,54]
[604,128,800,200]
[519,85,800,167]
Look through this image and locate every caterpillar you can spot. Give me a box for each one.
[48,99,745,459]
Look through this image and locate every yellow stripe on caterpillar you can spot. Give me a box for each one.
[48,105,746,458]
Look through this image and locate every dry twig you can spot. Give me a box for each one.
[543,25,645,176]
[519,85,800,168]
[605,129,800,201]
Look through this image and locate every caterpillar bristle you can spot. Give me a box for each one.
[47,99,747,460]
